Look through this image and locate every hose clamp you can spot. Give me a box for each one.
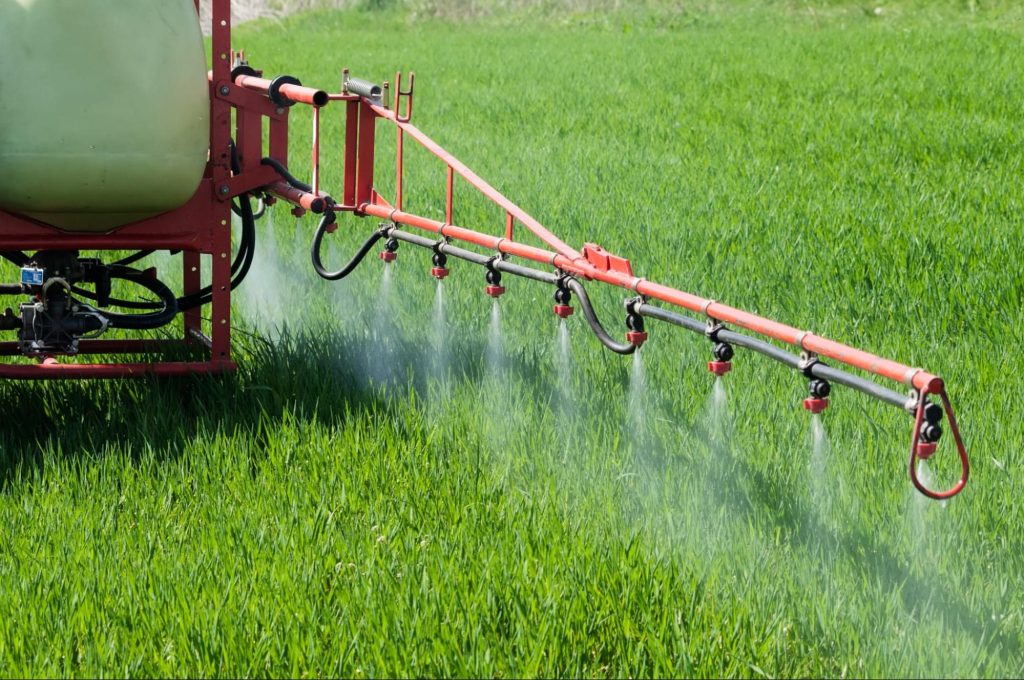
[493,238,507,259]
[624,295,645,316]
[904,368,922,389]
[705,318,726,340]
[799,350,820,376]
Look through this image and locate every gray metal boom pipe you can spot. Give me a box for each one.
[636,302,914,413]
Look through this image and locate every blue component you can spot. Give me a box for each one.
[20,267,44,286]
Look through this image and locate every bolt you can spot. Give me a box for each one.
[219,85,231,96]
[276,107,286,115]
[218,185,230,196]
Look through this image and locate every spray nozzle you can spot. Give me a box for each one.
[707,340,733,377]
[431,251,449,280]
[380,237,399,263]
[484,261,505,298]
[624,305,647,347]
[803,378,831,414]
[553,284,573,318]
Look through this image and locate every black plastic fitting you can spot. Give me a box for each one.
[384,238,400,253]
[920,422,943,443]
[809,378,832,398]
[432,252,447,268]
[713,342,734,362]
[923,401,943,425]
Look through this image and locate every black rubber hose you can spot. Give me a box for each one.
[1,252,28,267]
[261,157,312,193]
[311,212,385,281]
[112,250,155,267]
[566,278,636,355]
[0,284,24,295]
[101,266,178,330]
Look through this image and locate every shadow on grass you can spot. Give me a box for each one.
[0,321,555,481]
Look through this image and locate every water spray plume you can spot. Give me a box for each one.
[705,377,731,451]
[809,414,834,525]
[432,281,450,383]
[486,299,504,373]
[628,350,647,441]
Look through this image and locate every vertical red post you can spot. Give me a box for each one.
[183,251,202,337]
[395,127,405,211]
[356,101,377,208]
[504,212,514,241]
[209,0,233,363]
[344,100,359,208]
[210,212,233,362]
[269,112,289,164]
[311,106,321,197]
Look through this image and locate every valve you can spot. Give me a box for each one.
[709,341,733,377]
[803,378,830,414]
[624,298,647,347]
[431,251,449,280]
[553,282,573,318]
[485,265,505,298]
[380,237,399,263]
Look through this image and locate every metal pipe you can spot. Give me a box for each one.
[636,302,913,412]
[234,74,328,107]
[266,181,325,213]
[494,259,560,285]
[385,228,560,284]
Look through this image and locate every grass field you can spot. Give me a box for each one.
[1,1,1022,676]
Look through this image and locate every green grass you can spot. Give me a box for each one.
[1,1,1022,676]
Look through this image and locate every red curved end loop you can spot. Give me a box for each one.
[908,387,969,500]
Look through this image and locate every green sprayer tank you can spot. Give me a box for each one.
[0,0,209,232]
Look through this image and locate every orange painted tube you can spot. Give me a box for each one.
[267,181,325,213]
[234,74,328,107]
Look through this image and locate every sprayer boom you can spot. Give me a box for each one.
[0,0,968,501]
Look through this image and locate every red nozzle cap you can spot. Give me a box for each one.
[291,206,307,218]
[324,221,339,234]
[553,304,574,318]
[708,361,732,377]
[486,285,506,298]
[626,330,648,347]
[431,267,449,280]
[916,441,938,460]
[803,397,829,414]
[380,251,397,263]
